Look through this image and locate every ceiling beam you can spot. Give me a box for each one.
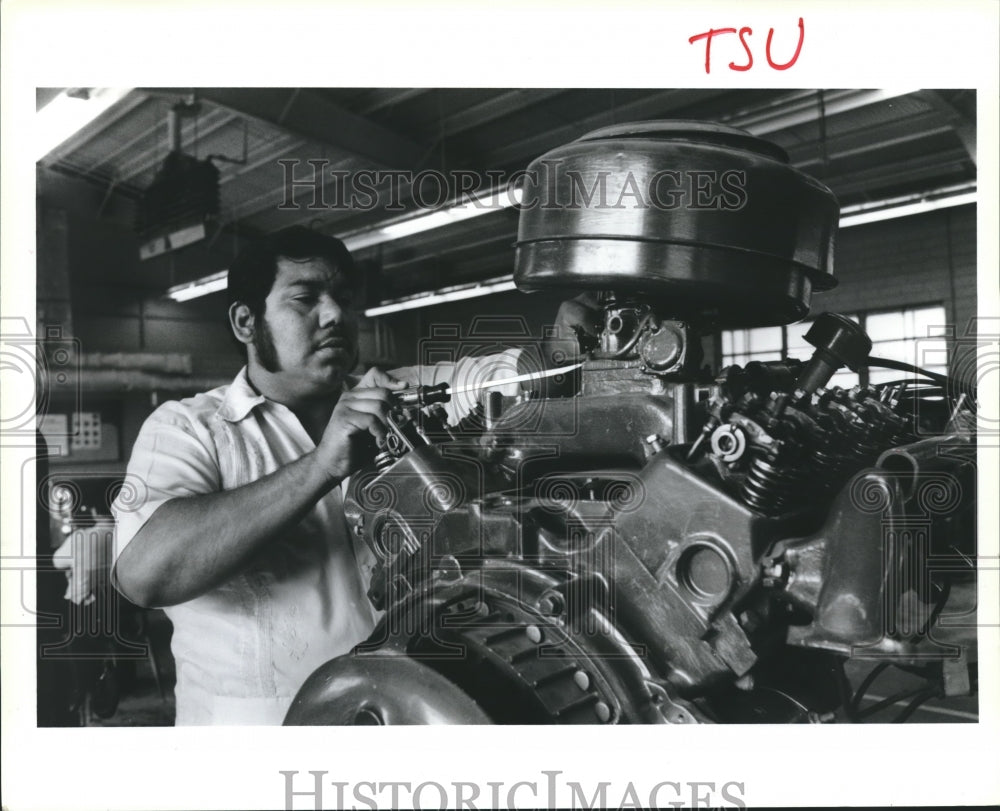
[355,88,431,116]
[189,87,430,169]
[480,88,732,168]
[786,117,955,169]
[437,89,569,138]
[730,89,911,135]
[916,90,977,165]
[826,149,972,200]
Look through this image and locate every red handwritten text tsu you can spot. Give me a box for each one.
[689,17,804,74]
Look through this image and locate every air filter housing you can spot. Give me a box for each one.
[514,120,839,327]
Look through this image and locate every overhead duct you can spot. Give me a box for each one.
[136,102,220,260]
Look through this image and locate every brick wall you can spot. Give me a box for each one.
[819,204,977,385]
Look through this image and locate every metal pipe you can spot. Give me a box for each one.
[167,106,182,153]
[877,434,973,474]
[877,434,974,499]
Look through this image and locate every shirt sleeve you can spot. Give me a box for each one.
[111,401,221,565]
[391,347,523,425]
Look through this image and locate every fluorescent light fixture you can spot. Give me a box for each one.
[342,186,522,251]
[840,184,976,228]
[140,222,208,260]
[166,270,228,302]
[364,276,517,317]
[377,210,462,240]
[36,87,133,162]
[166,269,517,311]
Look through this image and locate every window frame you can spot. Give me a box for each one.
[718,303,950,388]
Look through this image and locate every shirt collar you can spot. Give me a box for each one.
[216,367,361,423]
[216,366,267,423]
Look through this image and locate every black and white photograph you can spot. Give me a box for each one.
[2,3,998,810]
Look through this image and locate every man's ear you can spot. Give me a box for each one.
[229,302,255,346]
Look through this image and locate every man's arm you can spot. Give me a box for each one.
[117,449,333,607]
[115,382,400,608]
[388,294,604,420]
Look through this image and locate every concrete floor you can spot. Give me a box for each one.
[82,605,978,727]
[841,657,978,724]
[80,608,176,727]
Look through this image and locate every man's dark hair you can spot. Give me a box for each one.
[227,225,355,320]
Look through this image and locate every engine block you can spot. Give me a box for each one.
[286,122,977,725]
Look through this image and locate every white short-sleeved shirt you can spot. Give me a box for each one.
[111,349,522,725]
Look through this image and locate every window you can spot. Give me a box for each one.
[863,306,950,385]
[720,305,949,389]
[784,314,862,388]
[720,325,783,365]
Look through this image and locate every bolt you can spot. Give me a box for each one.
[537,593,564,617]
[594,701,611,723]
[645,433,668,454]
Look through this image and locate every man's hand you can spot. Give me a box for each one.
[544,292,603,368]
[315,369,406,482]
[553,291,603,352]
[355,367,409,390]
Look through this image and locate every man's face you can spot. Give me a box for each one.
[248,255,359,400]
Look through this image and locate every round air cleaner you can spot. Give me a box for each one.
[514,120,839,327]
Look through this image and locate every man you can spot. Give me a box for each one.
[112,226,597,725]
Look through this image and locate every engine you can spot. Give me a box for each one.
[286,122,977,725]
